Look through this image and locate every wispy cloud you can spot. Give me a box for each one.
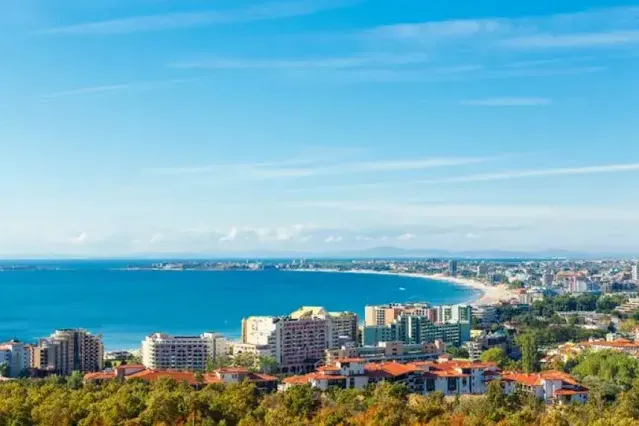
[502,31,639,49]
[38,0,360,35]
[171,53,429,70]
[459,97,552,106]
[41,78,198,99]
[421,162,639,184]
[145,156,491,180]
[366,6,639,50]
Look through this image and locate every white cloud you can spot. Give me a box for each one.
[501,31,639,49]
[466,233,481,239]
[219,227,238,242]
[171,53,428,70]
[325,235,343,243]
[397,233,417,241]
[42,78,198,100]
[145,156,491,180]
[366,6,639,50]
[149,233,164,244]
[38,0,361,35]
[459,97,552,106]
[70,232,88,245]
[420,162,639,184]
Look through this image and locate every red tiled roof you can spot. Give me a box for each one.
[84,372,116,381]
[502,370,584,389]
[115,364,145,370]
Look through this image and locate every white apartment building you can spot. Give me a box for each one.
[0,340,30,377]
[633,264,639,282]
[142,332,228,371]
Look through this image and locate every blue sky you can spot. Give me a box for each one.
[1,0,639,256]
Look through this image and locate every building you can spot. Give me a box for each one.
[477,264,489,277]
[543,272,554,287]
[361,315,470,347]
[141,332,228,371]
[32,329,104,376]
[0,340,30,377]
[633,264,639,282]
[242,308,356,373]
[502,371,588,404]
[364,303,470,327]
[448,260,458,276]
[472,306,497,324]
[290,306,358,348]
[280,315,329,373]
[281,358,501,397]
[364,303,432,327]
[617,298,639,314]
[325,340,446,364]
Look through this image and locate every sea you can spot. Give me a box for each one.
[0,260,480,350]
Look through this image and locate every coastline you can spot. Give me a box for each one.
[292,269,518,306]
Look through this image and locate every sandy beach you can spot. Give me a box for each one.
[296,269,518,306]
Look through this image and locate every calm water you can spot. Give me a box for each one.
[0,262,479,349]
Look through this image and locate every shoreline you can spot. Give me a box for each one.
[291,268,518,306]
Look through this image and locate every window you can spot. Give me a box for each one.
[448,378,457,392]
[426,379,436,392]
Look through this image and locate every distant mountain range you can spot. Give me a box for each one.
[4,246,635,261]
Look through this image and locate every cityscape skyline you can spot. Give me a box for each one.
[2,0,639,256]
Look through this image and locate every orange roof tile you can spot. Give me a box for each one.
[84,372,116,381]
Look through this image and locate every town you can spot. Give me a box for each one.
[3,258,639,410]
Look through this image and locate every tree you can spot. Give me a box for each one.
[446,346,470,359]
[480,347,509,368]
[517,333,539,373]
[67,371,84,390]
[0,362,9,377]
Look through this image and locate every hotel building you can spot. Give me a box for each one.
[141,332,228,371]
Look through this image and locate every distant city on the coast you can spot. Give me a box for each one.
[3,257,639,407]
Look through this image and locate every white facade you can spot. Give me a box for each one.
[142,333,228,371]
[0,341,29,377]
[633,264,639,282]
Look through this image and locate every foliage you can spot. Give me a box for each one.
[0,363,8,378]
[3,374,639,425]
[517,333,539,373]
[480,347,509,368]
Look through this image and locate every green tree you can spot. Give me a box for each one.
[480,347,509,368]
[67,370,84,390]
[517,333,539,373]
[0,362,9,378]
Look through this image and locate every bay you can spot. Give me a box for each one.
[0,261,480,350]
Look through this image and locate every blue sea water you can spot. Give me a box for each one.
[0,261,480,350]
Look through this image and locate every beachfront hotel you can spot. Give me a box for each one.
[362,303,472,347]
[26,329,104,376]
[364,303,472,326]
[241,306,358,373]
[141,332,228,371]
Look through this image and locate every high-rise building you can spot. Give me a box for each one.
[242,307,352,373]
[0,340,30,377]
[448,260,458,276]
[632,264,639,282]
[365,303,470,327]
[543,272,554,287]
[477,264,489,277]
[141,332,228,371]
[34,329,104,376]
[361,316,470,347]
[365,303,432,326]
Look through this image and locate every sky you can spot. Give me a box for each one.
[1,0,639,257]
